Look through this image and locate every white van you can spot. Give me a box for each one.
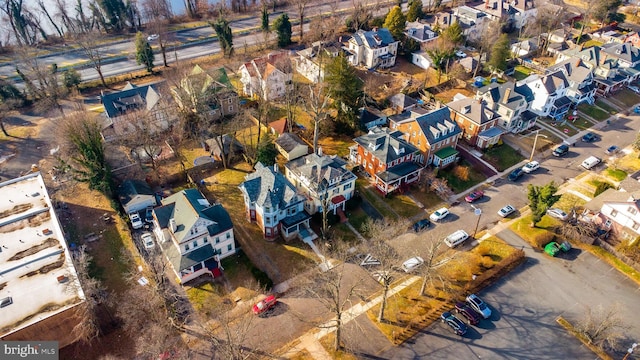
[445,230,469,248]
[581,156,601,170]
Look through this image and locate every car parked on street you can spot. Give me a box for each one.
[141,232,155,249]
[429,207,450,222]
[401,256,424,273]
[553,144,570,157]
[546,208,569,221]
[441,311,468,335]
[522,161,540,173]
[582,132,598,142]
[444,230,469,248]
[129,213,143,229]
[253,295,278,315]
[508,167,524,181]
[497,205,516,218]
[455,50,467,58]
[147,34,159,41]
[455,302,481,325]
[412,219,431,232]
[465,190,484,203]
[605,145,619,155]
[466,294,492,319]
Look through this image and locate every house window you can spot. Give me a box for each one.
[185,244,190,251]
[193,240,198,247]
[611,209,618,217]
[266,217,271,224]
[368,163,373,169]
[604,219,612,228]
[633,222,640,230]
[364,150,368,156]
[228,98,233,104]
[344,183,352,190]
[229,105,233,112]
[266,228,271,236]
[628,207,637,215]
[227,244,233,251]
[226,233,231,239]
[216,237,220,244]
[204,237,208,243]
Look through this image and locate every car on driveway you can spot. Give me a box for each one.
[465,190,484,203]
[253,295,278,315]
[522,161,540,173]
[441,311,468,335]
[455,50,467,58]
[455,302,481,325]
[582,132,598,142]
[546,208,569,221]
[605,145,619,155]
[141,232,155,249]
[553,144,569,157]
[129,213,143,229]
[413,219,432,232]
[508,167,524,181]
[497,204,516,217]
[401,256,424,273]
[145,207,154,223]
[430,207,450,222]
[466,294,492,319]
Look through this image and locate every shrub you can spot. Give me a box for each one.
[532,231,555,249]
[594,181,613,197]
[250,266,273,290]
[480,256,495,269]
[452,165,470,181]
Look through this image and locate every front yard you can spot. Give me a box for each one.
[483,144,525,172]
[577,103,610,121]
[611,89,640,107]
[437,160,486,193]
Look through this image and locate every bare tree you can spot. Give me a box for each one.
[349,0,373,31]
[305,82,331,153]
[575,303,630,351]
[13,46,65,115]
[415,232,456,296]
[67,245,105,343]
[75,31,108,87]
[472,21,501,78]
[556,219,598,244]
[291,0,312,42]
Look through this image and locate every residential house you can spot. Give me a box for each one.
[239,51,293,100]
[387,107,462,167]
[593,30,626,45]
[411,50,433,70]
[521,70,571,119]
[454,6,489,40]
[405,22,438,44]
[351,127,422,195]
[284,151,357,215]
[625,32,640,48]
[447,97,502,148]
[601,42,640,83]
[153,189,235,283]
[294,40,343,83]
[388,93,418,113]
[457,56,478,73]
[511,39,538,57]
[584,189,640,243]
[268,117,288,136]
[548,58,597,104]
[205,134,244,163]
[238,163,316,241]
[430,11,455,29]
[100,82,173,142]
[510,0,539,29]
[359,107,388,130]
[171,65,239,120]
[118,179,158,214]
[347,28,400,69]
[275,132,309,161]
[476,81,537,133]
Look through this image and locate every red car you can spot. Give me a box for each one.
[252,294,278,315]
[465,190,484,203]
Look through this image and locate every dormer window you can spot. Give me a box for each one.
[628,206,637,215]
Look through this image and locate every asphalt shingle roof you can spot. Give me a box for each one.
[413,107,462,146]
[353,127,419,164]
[118,179,154,206]
[285,153,356,192]
[447,97,498,125]
[101,82,161,118]
[275,133,308,153]
[238,162,304,210]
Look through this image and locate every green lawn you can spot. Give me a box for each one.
[594,99,619,114]
[612,89,640,107]
[605,168,628,181]
[577,103,610,121]
[437,160,486,193]
[513,66,533,81]
[581,39,603,48]
[482,144,525,171]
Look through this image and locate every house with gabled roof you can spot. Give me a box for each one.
[388,107,462,167]
[359,107,388,130]
[285,151,357,215]
[521,70,571,119]
[584,188,640,243]
[601,42,640,82]
[171,65,239,120]
[347,28,400,69]
[476,81,537,134]
[238,163,316,241]
[275,132,309,161]
[548,58,596,105]
[388,93,418,113]
[294,40,343,83]
[118,179,158,214]
[153,189,235,283]
[447,97,502,148]
[351,127,422,195]
[239,51,293,100]
[405,22,438,44]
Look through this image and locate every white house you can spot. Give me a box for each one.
[411,50,432,70]
[294,41,342,83]
[405,22,438,44]
[284,151,357,216]
[239,51,293,100]
[153,189,235,283]
[521,70,571,119]
[118,179,157,214]
[548,58,596,105]
[511,39,538,57]
[454,6,489,40]
[476,81,537,133]
[347,28,400,69]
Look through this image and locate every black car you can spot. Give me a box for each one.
[508,167,524,181]
[553,144,569,157]
[441,311,468,335]
[145,207,154,223]
[582,132,598,142]
[455,302,481,325]
[412,219,431,232]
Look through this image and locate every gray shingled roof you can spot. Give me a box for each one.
[549,59,593,87]
[275,133,308,153]
[414,107,462,146]
[285,153,356,192]
[602,42,640,64]
[352,28,397,48]
[477,81,529,110]
[118,179,154,205]
[389,93,418,111]
[447,97,498,125]
[353,127,419,164]
[101,82,161,118]
[238,162,304,210]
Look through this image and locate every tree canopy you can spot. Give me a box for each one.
[135,32,155,73]
[383,6,406,40]
[442,21,464,46]
[324,54,363,133]
[273,13,292,48]
[527,182,560,226]
[406,0,424,22]
[211,17,234,57]
[488,33,510,71]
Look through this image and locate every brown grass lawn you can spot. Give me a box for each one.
[318,135,355,158]
[407,187,445,211]
[614,150,640,173]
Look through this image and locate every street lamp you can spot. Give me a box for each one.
[529,129,549,161]
[623,343,638,360]
[471,205,482,239]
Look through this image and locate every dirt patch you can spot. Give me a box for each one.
[8,237,58,261]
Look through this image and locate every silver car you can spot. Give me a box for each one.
[497,205,516,217]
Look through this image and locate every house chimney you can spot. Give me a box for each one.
[317,146,323,156]
[503,87,512,104]
[274,163,279,173]
[575,59,581,67]
[169,218,177,233]
[435,100,442,109]
[485,0,489,8]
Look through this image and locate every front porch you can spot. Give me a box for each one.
[433,147,459,168]
[374,162,422,195]
[281,211,317,242]
[477,127,504,149]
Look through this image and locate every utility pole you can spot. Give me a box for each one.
[529,129,548,161]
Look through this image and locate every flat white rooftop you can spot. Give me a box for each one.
[0,173,84,337]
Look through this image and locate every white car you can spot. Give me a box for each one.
[147,34,159,41]
[497,205,516,218]
[141,232,155,249]
[466,294,492,319]
[546,208,568,221]
[455,50,467,58]
[401,256,424,273]
[129,213,143,229]
[629,85,640,94]
[430,207,450,222]
[522,161,540,174]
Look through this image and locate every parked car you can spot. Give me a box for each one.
[129,213,143,229]
[581,156,601,170]
[253,295,278,315]
[145,207,154,223]
[466,294,492,319]
[412,219,432,232]
[444,230,469,248]
[522,161,540,174]
[429,207,450,222]
[546,208,569,221]
[544,241,572,257]
[605,145,619,155]
[497,204,516,218]
[508,167,524,181]
[441,311,468,335]
[455,50,467,58]
[629,85,640,94]
[401,256,424,273]
[455,302,481,325]
[465,190,484,203]
[553,144,570,157]
[582,132,598,142]
[141,232,155,249]
[147,34,159,41]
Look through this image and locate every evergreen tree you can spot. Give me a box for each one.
[442,21,464,46]
[406,0,424,22]
[211,17,234,58]
[135,32,155,73]
[324,54,363,133]
[383,6,406,40]
[98,0,127,31]
[273,13,292,48]
[62,69,82,91]
[256,136,278,166]
[261,5,270,33]
[488,33,510,71]
[527,182,560,226]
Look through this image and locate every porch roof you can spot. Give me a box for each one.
[281,210,311,228]
[165,243,216,272]
[478,126,504,139]
[376,162,421,183]
[434,146,459,159]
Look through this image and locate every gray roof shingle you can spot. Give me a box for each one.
[238,162,305,210]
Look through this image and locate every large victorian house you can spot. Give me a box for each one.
[153,189,235,283]
[239,51,293,100]
[351,127,422,195]
[238,163,316,242]
[476,81,536,134]
[346,28,399,69]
